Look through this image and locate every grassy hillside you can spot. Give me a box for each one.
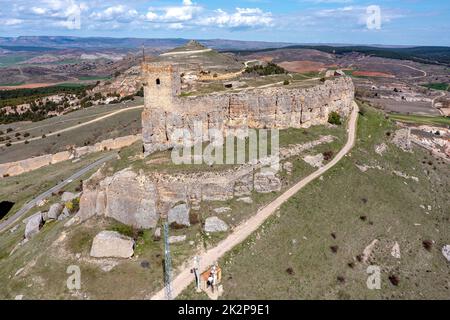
[180,103,450,300]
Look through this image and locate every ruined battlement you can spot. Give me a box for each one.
[141,62,355,155]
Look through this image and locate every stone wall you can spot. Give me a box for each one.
[74,135,336,229]
[141,62,355,155]
[0,134,142,178]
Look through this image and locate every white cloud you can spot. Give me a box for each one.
[1,18,24,26]
[90,5,138,22]
[200,7,273,28]
[145,0,202,23]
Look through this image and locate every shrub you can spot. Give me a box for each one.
[5,142,12,147]
[323,151,334,161]
[244,62,286,76]
[6,128,13,133]
[283,80,290,85]
[328,112,342,125]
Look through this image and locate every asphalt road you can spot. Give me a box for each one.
[0,153,117,233]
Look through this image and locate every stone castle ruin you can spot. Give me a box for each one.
[141,62,355,156]
[70,62,356,231]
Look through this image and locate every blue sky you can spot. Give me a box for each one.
[0,0,449,46]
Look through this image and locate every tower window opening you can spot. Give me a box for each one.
[156,78,161,85]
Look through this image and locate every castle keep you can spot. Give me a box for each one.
[141,62,355,155]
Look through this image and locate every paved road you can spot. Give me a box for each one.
[0,153,117,233]
[0,105,143,148]
[150,101,360,300]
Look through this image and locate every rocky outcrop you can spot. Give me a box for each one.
[303,154,325,168]
[443,245,450,262]
[47,203,63,220]
[90,231,135,258]
[77,169,159,229]
[25,212,43,239]
[168,203,190,228]
[0,134,141,179]
[204,217,229,233]
[74,135,339,230]
[254,170,281,193]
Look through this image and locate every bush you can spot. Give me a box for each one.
[5,142,12,147]
[328,112,342,125]
[283,80,290,85]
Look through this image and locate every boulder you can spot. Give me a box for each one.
[25,212,43,239]
[47,203,63,220]
[303,154,324,168]
[169,235,186,244]
[204,217,229,233]
[61,192,80,202]
[58,207,71,221]
[442,245,450,262]
[90,231,135,259]
[254,170,282,193]
[168,203,190,228]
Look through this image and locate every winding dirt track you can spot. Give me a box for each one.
[150,101,359,300]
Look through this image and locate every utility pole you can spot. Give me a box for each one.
[163,221,173,300]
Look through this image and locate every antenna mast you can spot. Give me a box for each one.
[163,221,173,300]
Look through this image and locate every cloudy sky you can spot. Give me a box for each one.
[0,0,449,46]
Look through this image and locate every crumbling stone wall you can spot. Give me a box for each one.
[142,62,355,155]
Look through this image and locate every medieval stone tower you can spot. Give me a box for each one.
[142,62,181,109]
[141,62,182,155]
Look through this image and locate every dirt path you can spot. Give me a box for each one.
[0,105,143,148]
[160,49,213,56]
[150,101,359,300]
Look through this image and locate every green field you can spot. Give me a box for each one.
[77,76,111,81]
[421,83,450,91]
[389,113,450,127]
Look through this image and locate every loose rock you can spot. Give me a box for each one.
[25,212,43,239]
[168,235,186,244]
[204,217,229,233]
[90,231,135,259]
